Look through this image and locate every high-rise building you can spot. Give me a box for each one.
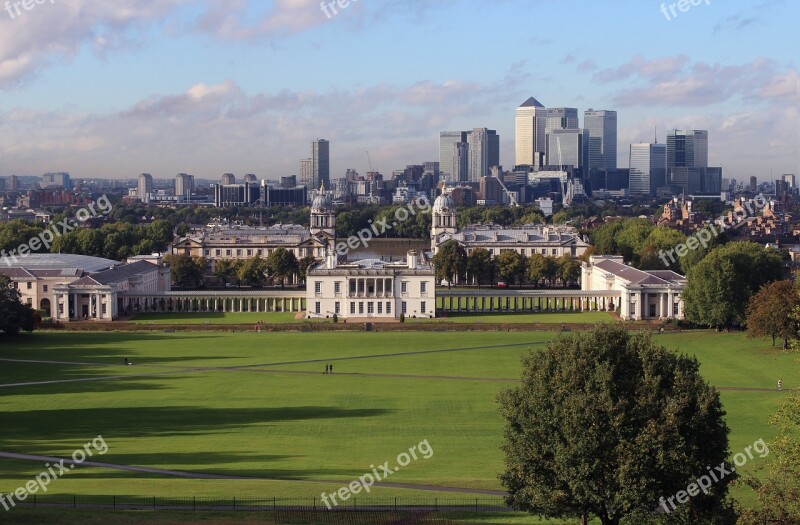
[243,174,258,184]
[452,142,469,183]
[667,167,722,195]
[439,131,468,182]
[667,129,708,169]
[544,108,579,165]
[629,143,667,196]
[0,177,5,192]
[311,139,330,189]
[584,110,618,170]
[42,172,72,189]
[8,175,19,191]
[221,173,236,185]
[750,176,758,192]
[300,159,313,186]
[515,97,547,168]
[137,173,153,203]
[546,128,589,175]
[783,174,796,188]
[175,173,194,201]
[467,128,500,182]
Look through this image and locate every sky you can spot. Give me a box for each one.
[0,0,797,182]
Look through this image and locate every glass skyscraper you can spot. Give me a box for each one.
[515,97,547,168]
[311,139,330,189]
[439,131,468,182]
[667,129,708,169]
[584,110,618,170]
[629,143,667,196]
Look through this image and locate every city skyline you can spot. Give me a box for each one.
[0,0,796,181]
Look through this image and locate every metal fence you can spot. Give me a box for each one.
[13,494,509,513]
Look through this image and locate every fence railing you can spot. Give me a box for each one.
[12,495,510,513]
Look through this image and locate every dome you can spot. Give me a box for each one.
[433,194,455,213]
[311,193,332,211]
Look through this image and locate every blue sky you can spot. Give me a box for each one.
[0,0,797,182]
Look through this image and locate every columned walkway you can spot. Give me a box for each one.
[437,290,621,313]
[119,291,307,316]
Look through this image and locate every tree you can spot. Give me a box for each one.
[496,251,526,287]
[527,253,546,287]
[466,248,493,287]
[556,254,580,287]
[213,259,239,286]
[746,280,800,349]
[498,325,735,525]
[163,254,205,288]
[297,255,318,284]
[432,240,466,287]
[684,242,784,328]
[0,276,37,336]
[541,256,559,286]
[267,248,298,288]
[237,255,268,287]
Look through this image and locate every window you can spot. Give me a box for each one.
[401,282,408,293]
[335,302,341,315]
[236,249,242,256]
[26,298,32,305]
[402,301,407,314]
[350,280,357,294]
[226,249,231,256]
[368,302,374,314]
[314,282,321,294]
[377,302,383,314]
[359,302,364,314]
[420,282,427,293]
[216,250,221,256]
[102,304,107,315]
[27,282,32,289]
[58,304,64,314]
[205,250,210,257]
[247,249,252,256]
[315,302,321,314]
[552,249,557,255]
[350,303,356,314]
[421,302,427,314]
[386,302,391,314]
[334,282,341,294]
[43,285,48,292]
[541,249,546,254]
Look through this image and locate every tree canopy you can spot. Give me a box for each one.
[0,276,37,336]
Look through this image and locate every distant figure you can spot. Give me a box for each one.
[330,364,333,374]
[778,379,783,391]
[124,357,128,365]
[659,327,665,334]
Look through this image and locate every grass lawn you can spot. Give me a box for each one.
[421,311,614,324]
[130,312,303,324]
[0,330,792,517]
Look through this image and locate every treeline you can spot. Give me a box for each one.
[432,241,583,288]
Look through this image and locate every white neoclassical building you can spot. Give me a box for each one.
[430,193,590,257]
[581,255,686,321]
[306,250,436,320]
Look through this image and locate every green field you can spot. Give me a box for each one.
[0,329,794,522]
[130,312,302,324]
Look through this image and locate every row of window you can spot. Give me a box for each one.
[15,282,45,291]
[314,281,427,295]
[203,248,310,258]
[312,301,428,316]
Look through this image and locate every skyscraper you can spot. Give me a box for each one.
[546,128,589,175]
[467,128,500,182]
[584,110,618,170]
[667,130,709,169]
[221,173,236,185]
[300,159,312,186]
[439,131,468,182]
[515,97,547,168]
[175,173,194,201]
[629,143,667,196]
[749,176,758,192]
[544,108,579,165]
[311,139,330,189]
[452,142,469,182]
[137,173,153,203]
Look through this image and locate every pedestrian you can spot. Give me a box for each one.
[330,363,333,374]
[778,378,783,391]
[124,357,128,365]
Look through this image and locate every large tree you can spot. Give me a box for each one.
[163,254,205,288]
[466,248,493,287]
[556,254,580,287]
[237,255,268,287]
[0,276,37,336]
[746,280,800,349]
[496,250,526,287]
[684,242,784,328]
[266,248,298,288]
[498,325,735,525]
[432,240,466,287]
[297,255,318,284]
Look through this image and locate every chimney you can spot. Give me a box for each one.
[407,250,418,270]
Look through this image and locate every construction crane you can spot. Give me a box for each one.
[366,151,374,172]
[490,166,519,207]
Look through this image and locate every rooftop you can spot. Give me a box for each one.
[0,253,119,273]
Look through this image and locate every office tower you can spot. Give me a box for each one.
[544,108,579,164]
[300,159,312,186]
[467,128,499,182]
[0,178,5,192]
[515,97,547,167]
[452,142,469,182]
[8,175,19,191]
[175,173,194,200]
[584,110,618,170]
[42,172,72,189]
[667,129,709,169]
[243,174,258,184]
[750,176,758,192]
[137,173,153,203]
[783,174,796,188]
[629,143,667,196]
[221,173,236,185]
[311,139,330,189]
[546,129,589,174]
[439,131,468,182]
[668,167,722,195]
